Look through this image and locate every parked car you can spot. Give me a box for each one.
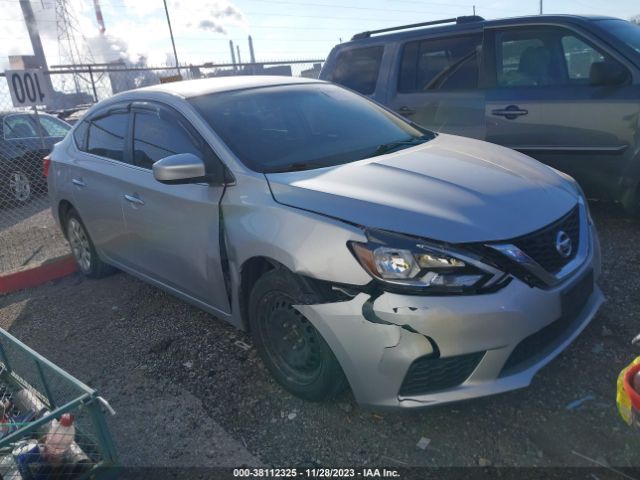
[320,15,640,213]
[0,112,71,206]
[48,76,603,408]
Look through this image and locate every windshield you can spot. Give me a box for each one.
[188,83,434,173]
[596,19,640,54]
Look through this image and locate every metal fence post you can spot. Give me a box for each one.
[89,65,98,102]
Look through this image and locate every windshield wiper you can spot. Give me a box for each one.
[369,136,431,157]
[265,161,328,173]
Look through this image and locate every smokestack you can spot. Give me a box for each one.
[236,45,242,65]
[248,35,256,63]
[229,39,237,69]
[93,0,106,34]
[18,0,48,70]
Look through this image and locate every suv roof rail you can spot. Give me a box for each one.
[351,15,485,40]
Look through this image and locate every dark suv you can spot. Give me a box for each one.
[320,15,640,212]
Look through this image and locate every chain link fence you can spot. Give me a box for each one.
[0,59,324,276]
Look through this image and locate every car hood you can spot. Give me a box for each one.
[265,134,578,243]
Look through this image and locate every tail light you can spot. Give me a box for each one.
[43,154,51,178]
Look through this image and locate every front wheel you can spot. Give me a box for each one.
[249,268,348,401]
[65,210,115,278]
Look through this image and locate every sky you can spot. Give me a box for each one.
[1,0,639,69]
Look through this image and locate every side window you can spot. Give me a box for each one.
[561,35,605,80]
[73,120,89,150]
[398,35,481,92]
[38,116,71,137]
[132,110,202,169]
[87,112,128,161]
[329,46,384,95]
[495,27,620,87]
[4,115,39,140]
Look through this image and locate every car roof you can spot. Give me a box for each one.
[133,75,325,99]
[343,14,623,46]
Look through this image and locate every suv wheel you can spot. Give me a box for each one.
[65,209,115,278]
[248,268,348,401]
[7,170,32,204]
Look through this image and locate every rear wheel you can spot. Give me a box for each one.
[249,268,348,401]
[65,209,115,278]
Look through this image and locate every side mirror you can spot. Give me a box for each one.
[152,153,206,185]
[589,61,629,86]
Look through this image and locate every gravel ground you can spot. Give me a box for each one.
[0,200,68,273]
[0,201,638,468]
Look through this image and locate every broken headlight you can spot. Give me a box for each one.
[349,229,506,294]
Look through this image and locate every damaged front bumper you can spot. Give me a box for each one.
[295,228,603,409]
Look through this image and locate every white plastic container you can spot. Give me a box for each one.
[43,413,75,465]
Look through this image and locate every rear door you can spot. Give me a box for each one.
[120,102,230,314]
[387,33,486,139]
[484,24,640,196]
[67,106,132,264]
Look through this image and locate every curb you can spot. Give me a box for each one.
[0,254,78,295]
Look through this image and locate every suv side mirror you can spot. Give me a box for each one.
[589,61,629,86]
[152,153,206,185]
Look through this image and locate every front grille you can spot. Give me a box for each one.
[398,352,485,397]
[512,206,580,274]
[501,269,594,376]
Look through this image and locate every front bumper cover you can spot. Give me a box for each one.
[295,224,603,409]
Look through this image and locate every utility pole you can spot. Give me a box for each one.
[162,0,181,75]
[539,0,543,14]
[473,5,476,15]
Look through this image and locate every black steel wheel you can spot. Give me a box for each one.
[249,268,348,401]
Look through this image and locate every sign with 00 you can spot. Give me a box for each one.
[4,69,54,107]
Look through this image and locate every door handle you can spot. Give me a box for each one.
[71,178,86,188]
[124,194,145,206]
[491,105,528,120]
[398,106,416,116]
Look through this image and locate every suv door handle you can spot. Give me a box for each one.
[398,106,416,116]
[123,194,145,206]
[71,178,86,188]
[491,105,528,120]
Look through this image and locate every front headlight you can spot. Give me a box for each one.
[349,229,507,294]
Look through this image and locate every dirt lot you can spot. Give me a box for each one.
[0,202,638,468]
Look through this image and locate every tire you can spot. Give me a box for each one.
[5,170,32,205]
[65,209,115,278]
[248,268,348,401]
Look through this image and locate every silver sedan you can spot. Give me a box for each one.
[48,76,603,408]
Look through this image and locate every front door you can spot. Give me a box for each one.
[121,104,230,314]
[484,25,640,197]
[387,33,486,139]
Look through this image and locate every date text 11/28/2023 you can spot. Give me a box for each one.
[233,468,401,478]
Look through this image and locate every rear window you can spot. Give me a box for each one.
[328,46,384,95]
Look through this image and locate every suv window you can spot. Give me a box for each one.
[398,35,481,92]
[328,46,383,95]
[495,27,621,87]
[132,110,202,169]
[87,112,128,161]
[3,115,39,140]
